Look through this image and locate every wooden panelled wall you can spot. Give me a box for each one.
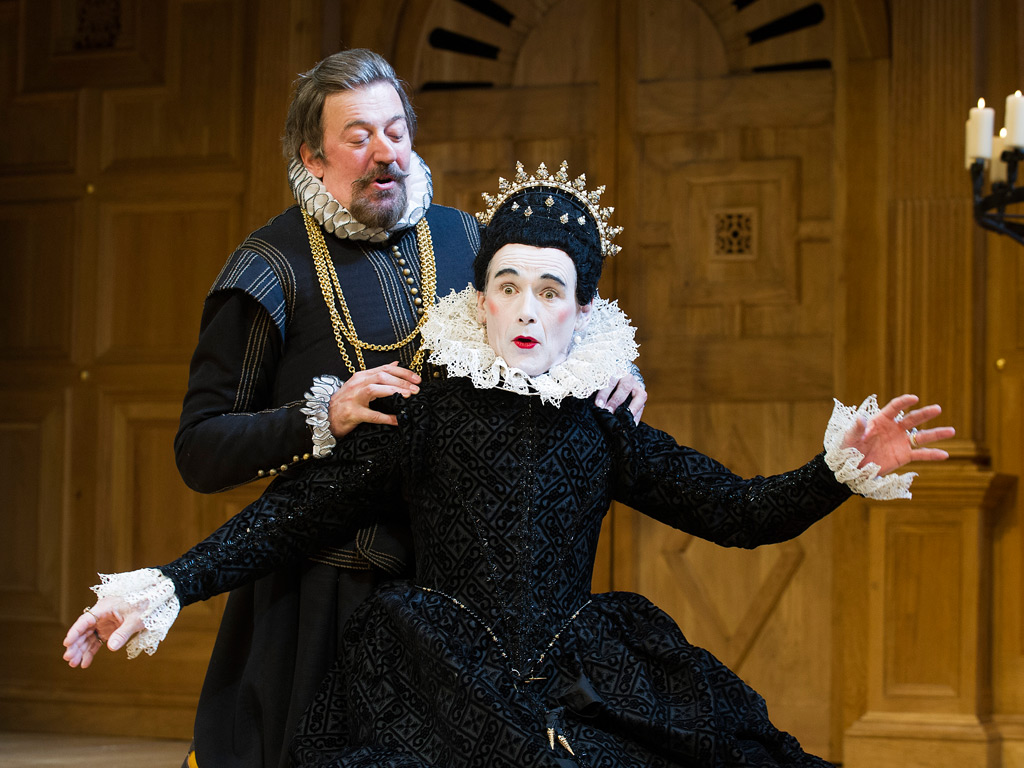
[2,1,1024,766]
[0,0,321,738]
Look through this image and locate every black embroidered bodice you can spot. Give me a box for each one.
[162,378,848,767]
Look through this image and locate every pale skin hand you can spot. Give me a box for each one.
[595,372,647,423]
[62,596,145,669]
[842,394,954,475]
[328,362,421,438]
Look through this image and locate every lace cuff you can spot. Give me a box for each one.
[301,375,342,458]
[823,395,916,500]
[91,568,181,659]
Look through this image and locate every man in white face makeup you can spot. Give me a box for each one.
[476,243,592,377]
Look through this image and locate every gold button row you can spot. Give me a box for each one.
[392,243,424,314]
[257,452,313,478]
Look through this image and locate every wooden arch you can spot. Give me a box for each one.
[391,0,839,93]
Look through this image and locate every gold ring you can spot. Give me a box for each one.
[83,606,93,616]
[908,427,920,450]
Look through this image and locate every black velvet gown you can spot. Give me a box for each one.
[162,376,850,768]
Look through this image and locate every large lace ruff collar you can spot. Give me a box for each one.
[287,151,433,242]
[423,286,639,406]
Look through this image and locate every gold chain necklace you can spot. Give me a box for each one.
[304,209,437,375]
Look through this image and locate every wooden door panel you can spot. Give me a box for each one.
[613,2,837,751]
[0,388,67,622]
[0,202,77,359]
[94,200,240,362]
[100,0,244,171]
[0,0,257,737]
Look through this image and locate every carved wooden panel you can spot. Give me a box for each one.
[101,0,245,170]
[882,518,962,698]
[0,201,76,359]
[612,10,836,754]
[94,200,239,362]
[636,0,728,80]
[0,0,298,740]
[986,210,1024,728]
[666,158,798,304]
[892,200,976,437]
[399,0,837,91]
[0,388,66,621]
[19,0,167,93]
[0,2,79,174]
[94,390,267,628]
[416,91,605,229]
[632,400,834,745]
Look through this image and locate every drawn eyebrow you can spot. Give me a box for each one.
[493,267,568,288]
[540,273,567,287]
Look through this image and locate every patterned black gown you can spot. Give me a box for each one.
[162,377,850,768]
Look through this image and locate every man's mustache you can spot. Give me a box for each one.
[353,163,410,191]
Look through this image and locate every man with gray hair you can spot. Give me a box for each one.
[170,48,645,767]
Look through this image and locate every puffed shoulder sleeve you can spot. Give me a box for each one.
[597,407,852,549]
[160,419,404,605]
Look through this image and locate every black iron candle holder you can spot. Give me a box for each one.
[972,147,1024,244]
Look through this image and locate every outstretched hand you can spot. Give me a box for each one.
[62,597,145,669]
[842,394,954,476]
[328,362,421,438]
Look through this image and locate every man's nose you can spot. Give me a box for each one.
[370,134,397,164]
[517,294,538,323]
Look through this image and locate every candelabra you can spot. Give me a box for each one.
[971,147,1024,245]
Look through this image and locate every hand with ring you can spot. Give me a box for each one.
[62,596,144,669]
[841,394,955,476]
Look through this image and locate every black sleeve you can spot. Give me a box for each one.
[597,407,852,548]
[161,420,403,605]
[174,290,313,493]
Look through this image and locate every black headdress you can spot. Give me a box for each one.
[473,162,623,305]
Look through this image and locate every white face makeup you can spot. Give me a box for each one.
[476,244,592,377]
[299,81,412,227]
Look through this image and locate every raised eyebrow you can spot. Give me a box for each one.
[540,273,568,288]
[493,267,521,279]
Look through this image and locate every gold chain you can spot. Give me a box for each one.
[304,209,436,375]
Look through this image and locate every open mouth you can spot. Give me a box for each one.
[356,164,408,193]
[513,336,538,349]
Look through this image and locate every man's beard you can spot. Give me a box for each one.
[349,162,409,230]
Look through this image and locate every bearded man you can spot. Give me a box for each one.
[170,49,645,768]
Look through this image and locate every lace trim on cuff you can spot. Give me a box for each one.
[301,375,342,458]
[823,395,915,500]
[92,568,180,659]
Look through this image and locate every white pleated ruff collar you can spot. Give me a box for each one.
[287,152,433,242]
[422,286,639,406]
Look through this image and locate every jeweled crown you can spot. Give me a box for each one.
[474,161,623,257]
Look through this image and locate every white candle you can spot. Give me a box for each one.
[991,128,1009,183]
[966,98,994,168]
[1006,90,1024,147]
